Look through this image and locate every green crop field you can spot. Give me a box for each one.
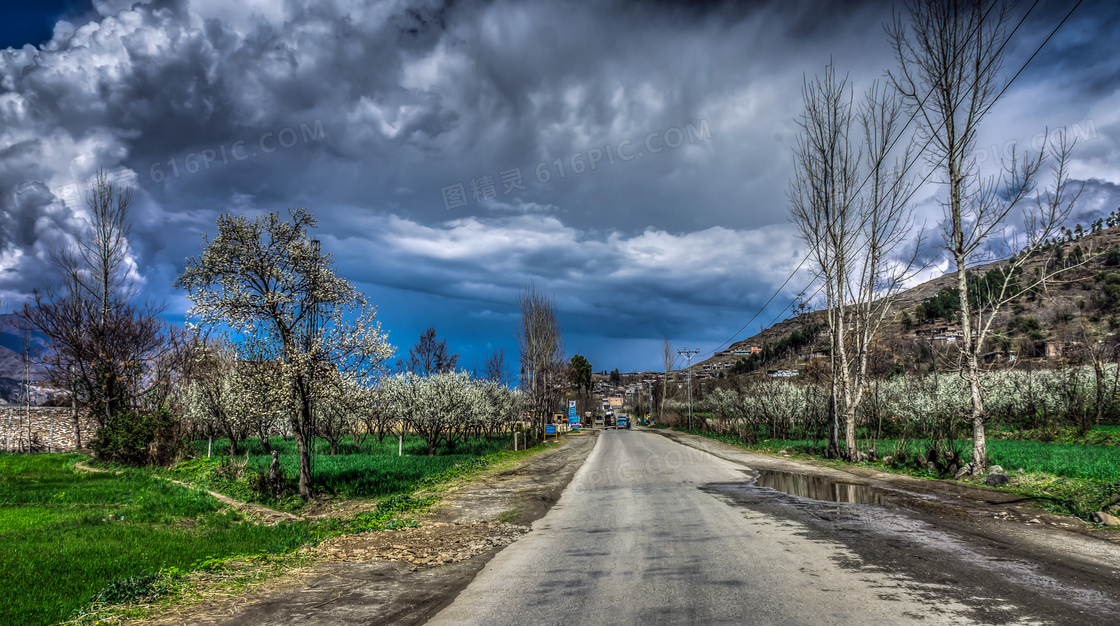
[1,436,513,625]
[0,454,314,625]
[985,439,1120,481]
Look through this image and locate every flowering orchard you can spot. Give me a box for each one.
[381,372,523,456]
[682,365,1120,451]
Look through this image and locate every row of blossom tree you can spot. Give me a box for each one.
[673,363,1120,473]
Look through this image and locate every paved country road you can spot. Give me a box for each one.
[427,429,1120,625]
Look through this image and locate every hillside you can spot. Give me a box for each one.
[701,223,1120,375]
[0,345,39,380]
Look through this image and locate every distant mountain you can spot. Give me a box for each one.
[0,313,49,354]
[0,345,46,380]
[0,314,48,382]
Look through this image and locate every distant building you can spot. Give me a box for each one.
[732,347,762,356]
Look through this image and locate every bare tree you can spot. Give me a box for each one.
[24,290,175,429]
[661,338,674,422]
[23,173,181,434]
[789,62,861,459]
[73,170,136,327]
[482,347,510,385]
[889,0,1081,471]
[844,81,925,457]
[405,326,459,376]
[15,314,34,451]
[514,283,565,436]
[790,63,923,460]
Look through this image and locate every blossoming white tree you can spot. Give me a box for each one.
[175,208,393,500]
[382,372,523,455]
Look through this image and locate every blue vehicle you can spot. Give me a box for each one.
[616,415,630,430]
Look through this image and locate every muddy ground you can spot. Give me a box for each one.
[138,430,599,626]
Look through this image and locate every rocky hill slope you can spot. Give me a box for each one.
[702,223,1120,374]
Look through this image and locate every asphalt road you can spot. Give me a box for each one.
[427,428,1120,625]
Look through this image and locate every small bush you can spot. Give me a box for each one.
[91,408,188,467]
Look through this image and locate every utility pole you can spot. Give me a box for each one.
[677,349,699,429]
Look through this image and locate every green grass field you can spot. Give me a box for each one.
[176,434,513,503]
[2,435,515,625]
[0,454,314,625]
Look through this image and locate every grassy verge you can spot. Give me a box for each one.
[80,442,552,625]
[670,427,1120,521]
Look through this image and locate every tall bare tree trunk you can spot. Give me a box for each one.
[889,1,1076,473]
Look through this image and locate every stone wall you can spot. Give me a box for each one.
[0,406,98,452]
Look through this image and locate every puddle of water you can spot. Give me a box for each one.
[754,470,888,506]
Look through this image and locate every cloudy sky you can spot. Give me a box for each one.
[1,0,1119,373]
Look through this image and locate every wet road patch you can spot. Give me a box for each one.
[753,469,890,506]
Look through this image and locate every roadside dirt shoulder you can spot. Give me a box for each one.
[137,431,599,626]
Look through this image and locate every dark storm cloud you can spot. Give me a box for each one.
[1070,179,1120,225]
[0,181,83,292]
[1,0,1118,368]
